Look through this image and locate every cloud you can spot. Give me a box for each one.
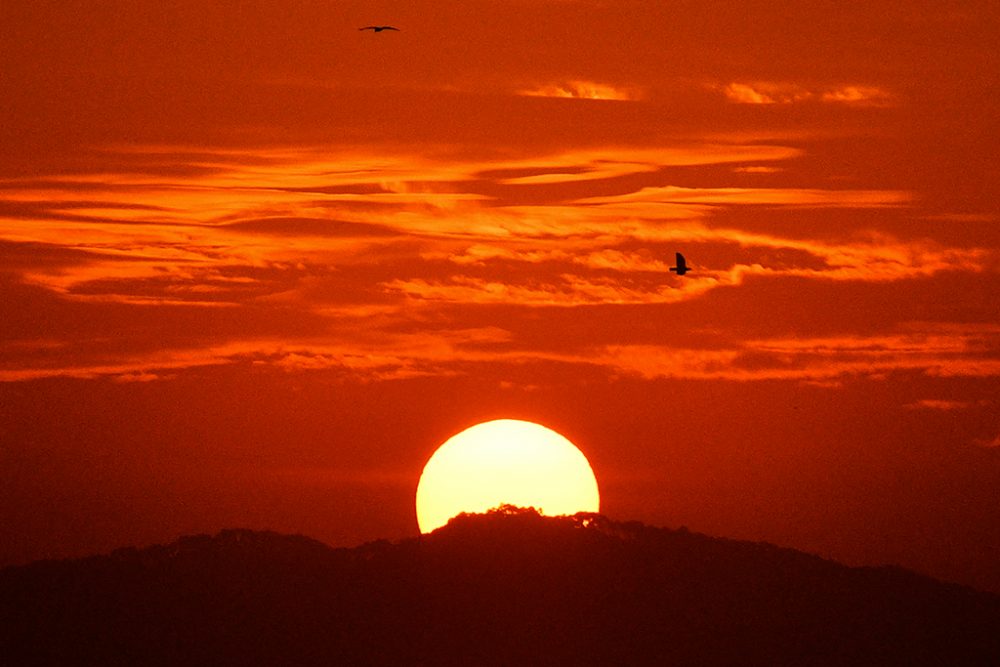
[733,166,783,174]
[724,83,783,104]
[2,141,995,385]
[974,435,1000,449]
[487,144,799,185]
[112,371,170,383]
[516,80,643,101]
[0,142,806,301]
[223,217,399,238]
[596,328,1000,382]
[904,399,972,411]
[575,186,911,208]
[821,86,893,105]
[719,82,893,106]
[380,273,720,307]
[3,312,999,385]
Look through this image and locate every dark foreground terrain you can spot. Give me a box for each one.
[3,508,999,666]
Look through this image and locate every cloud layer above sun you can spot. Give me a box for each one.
[1,1,997,419]
[1,133,996,386]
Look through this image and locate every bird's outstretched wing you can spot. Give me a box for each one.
[382,26,400,30]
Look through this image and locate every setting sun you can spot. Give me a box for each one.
[415,420,600,533]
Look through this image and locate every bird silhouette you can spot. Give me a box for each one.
[359,26,400,32]
[669,252,690,276]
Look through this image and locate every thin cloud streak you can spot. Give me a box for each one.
[516,80,643,101]
[904,399,976,411]
[719,82,895,106]
[575,186,912,207]
[599,331,1000,382]
[4,326,998,385]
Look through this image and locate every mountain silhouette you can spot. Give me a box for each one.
[2,508,999,666]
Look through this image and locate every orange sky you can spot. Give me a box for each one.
[2,1,999,592]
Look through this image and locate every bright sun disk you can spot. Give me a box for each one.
[415,419,600,533]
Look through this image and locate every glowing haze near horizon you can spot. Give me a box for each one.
[1,1,998,593]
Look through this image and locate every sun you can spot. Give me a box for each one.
[415,419,600,533]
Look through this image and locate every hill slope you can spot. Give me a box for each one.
[3,510,999,666]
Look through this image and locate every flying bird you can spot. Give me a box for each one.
[669,252,690,276]
[359,26,400,32]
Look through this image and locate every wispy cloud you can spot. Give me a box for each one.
[904,399,973,411]
[575,186,911,207]
[821,86,893,104]
[599,330,1000,382]
[719,82,894,106]
[381,274,718,307]
[5,325,998,385]
[516,80,643,101]
[975,436,1000,449]
[723,83,794,105]
[733,166,783,174]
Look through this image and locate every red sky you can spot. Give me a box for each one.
[2,1,999,592]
